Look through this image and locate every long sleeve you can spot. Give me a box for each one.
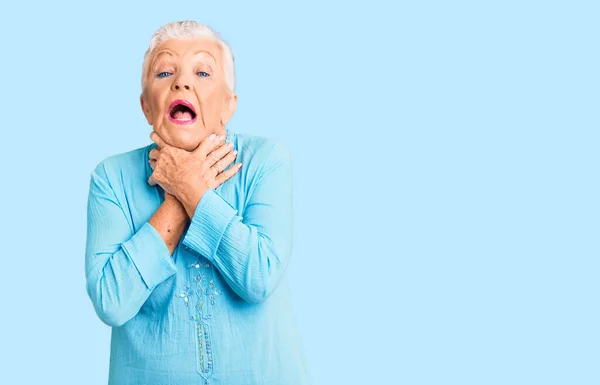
[182,141,293,304]
[85,161,177,327]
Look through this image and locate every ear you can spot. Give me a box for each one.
[140,93,153,125]
[220,92,238,126]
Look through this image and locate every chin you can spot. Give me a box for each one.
[172,137,201,151]
[156,126,202,151]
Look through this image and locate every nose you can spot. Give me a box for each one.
[172,82,190,91]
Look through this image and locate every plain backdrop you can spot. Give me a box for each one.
[0,1,598,384]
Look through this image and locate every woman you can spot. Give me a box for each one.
[85,21,310,385]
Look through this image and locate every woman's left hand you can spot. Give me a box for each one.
[147,130,239,216]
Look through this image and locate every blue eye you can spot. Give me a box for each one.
[157,72,172,78]
[197,71,210,77]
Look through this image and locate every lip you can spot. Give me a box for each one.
[167,99,197,125]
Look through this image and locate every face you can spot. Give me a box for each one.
[141,38,237,151]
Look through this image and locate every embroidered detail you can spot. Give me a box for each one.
[176,256,222,382]
[197,321,213,376]
[174,281,194,306]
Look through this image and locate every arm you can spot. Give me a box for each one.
[85,162,188,327]
[149,193,190,254]
[182,141,293,304]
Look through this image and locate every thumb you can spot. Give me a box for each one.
[150,131,166,149]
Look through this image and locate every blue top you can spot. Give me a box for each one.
[85,128,310,385]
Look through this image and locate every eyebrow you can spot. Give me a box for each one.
[150,50,175,69]
[148,49,218,75]
[193,50,217,63]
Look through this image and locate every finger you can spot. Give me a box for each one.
[208,163,221,179]
[207,141,235,165]
[148,159,156,170]
[149,148,159,160]
[148,175,157,186]
[212,147,238,175]
[215,163,242,186]
[204,142,234,172]
[193,133,225,157]
[150,131,167,149]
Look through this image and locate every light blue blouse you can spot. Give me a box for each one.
[85,128,310,385]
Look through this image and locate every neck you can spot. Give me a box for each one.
[211,126,228,141]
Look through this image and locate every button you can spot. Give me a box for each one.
[184,246,190,251]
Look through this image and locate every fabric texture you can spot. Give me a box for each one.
[85,128,310,385]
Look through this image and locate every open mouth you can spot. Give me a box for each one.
[168,99,197,125]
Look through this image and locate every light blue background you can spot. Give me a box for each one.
[0,1,598,384]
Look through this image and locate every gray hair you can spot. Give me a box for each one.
[141,21,235,93]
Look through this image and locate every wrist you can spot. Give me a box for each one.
[164,192,188,215]
[163,192,180,206]
[179,185,208,219]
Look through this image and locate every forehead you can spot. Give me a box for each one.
[151,38,224,65]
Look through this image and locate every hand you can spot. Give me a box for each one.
[148,131,242,214]
[149,177,195,219]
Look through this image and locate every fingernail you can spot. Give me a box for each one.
[228,142,234,148]
[209,134,216,140]
[237,163,243,168]
[232,150,238,156]
[219,135,225,141]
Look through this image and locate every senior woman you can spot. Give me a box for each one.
[85,21,310,385]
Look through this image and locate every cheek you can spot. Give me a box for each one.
[151,97,165,116]
[198,93,225,117]
[197,86,220,106]
[146,87,167,116]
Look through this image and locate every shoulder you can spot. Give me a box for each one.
[235,132,292,166]
[90,144,151,185]
[233,133,292,189]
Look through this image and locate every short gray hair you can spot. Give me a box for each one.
[141,21,235,93]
